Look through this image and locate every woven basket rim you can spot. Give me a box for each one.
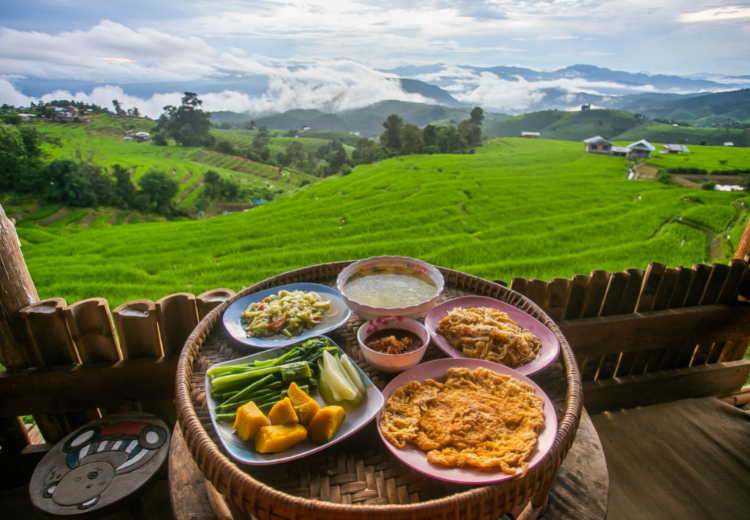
[176,261,583,518]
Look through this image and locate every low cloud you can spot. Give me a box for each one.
[678,6,750,23]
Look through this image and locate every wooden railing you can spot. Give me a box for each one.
[2,203,750,456]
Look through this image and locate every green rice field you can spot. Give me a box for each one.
[15,138,750,308]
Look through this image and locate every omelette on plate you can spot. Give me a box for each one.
[380,367,544,474]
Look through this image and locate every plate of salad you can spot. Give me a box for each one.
[205,336,384,465]
[223,283,352,348]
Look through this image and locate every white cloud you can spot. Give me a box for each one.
[678,6,750,23]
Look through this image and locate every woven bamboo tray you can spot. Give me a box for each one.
[176,262,582,520]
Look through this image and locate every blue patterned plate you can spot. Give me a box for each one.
[223,283,351,348]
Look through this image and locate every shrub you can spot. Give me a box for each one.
[667,167,708,174]
[656,171,672,184]
[700,180,717,191]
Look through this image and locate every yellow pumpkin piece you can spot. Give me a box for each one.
[287,382,320,426]
[255,424,307,453]
[268,398,299,426]
[233,401,270,441]
[307,406,346,444]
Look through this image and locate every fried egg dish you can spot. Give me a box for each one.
[437,307,541,368]
[380,367,544,474]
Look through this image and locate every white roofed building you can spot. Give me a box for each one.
[521,131,540,138]
[724,142,734,147]
[626,139,655,160]
[663,144,690,153]
[583,135,612,154]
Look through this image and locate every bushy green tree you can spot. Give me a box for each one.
[352,138,382,165]
[380,114,403,154]
[469,107,484,126]
[401,123,423,155]
[43,160,97,207]
[155,93,215,147]
[138,169,179,216]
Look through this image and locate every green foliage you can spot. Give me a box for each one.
[380,114,403,153]
[400,123,423,155]
[155,92,215,147]
[352,138,382,165]
[700,180,717,191]
[656,170,672,184]
[138,169,179,216]
[18,138,746,307]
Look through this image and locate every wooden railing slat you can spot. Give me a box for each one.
[545,278,571,322]
[526,279,549,310]
[620,262,665,376]
[510,277,528,297]
[156,293,199,356]
[617,268,644,314]
[684,263,712,307]
[112,300,163,359]
[565,274,591,320]
[197,288,236,320]
[594,271,631,380]
[63,298,121,363]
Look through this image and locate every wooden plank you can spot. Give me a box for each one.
[526,279,549,309]
[156,293,199,356]
[196,288,236,320]
[558,304,750,358]
[113,300,163,359]
[169,422,219,520]
[0,357,178,417]
[717,259,747,305]
[580,271,610,381]
[581,270,610,319]
[564,274,591,320]
[599,272,630,317]
[659,266,697,370]
[594,272,631,380]
[692,264,732,366]
[545,278,571,321]
[510,277,528,297]
[684,263,711,307]
[618,268,644,314]
[620,263,665,376]
[18,298,92,443]
[644,268,681,372]
[582,360,750,414]
[64,298,122,363]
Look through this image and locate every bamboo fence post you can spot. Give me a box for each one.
[196,288,236,320]
[156,293,199,356]
[0,203,36,451]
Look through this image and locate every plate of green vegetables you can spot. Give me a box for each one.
[205,336,384,465]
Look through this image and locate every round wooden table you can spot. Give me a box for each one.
[170,268,608,520]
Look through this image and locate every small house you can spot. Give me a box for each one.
[123,136,133,141]
[663,144,690,154]
[125,130,134,136]
[521,131,540,138]
[301,126,311,132]
[18,113,36,122]
[611,146,628,157]
[626,139,655,159]
[724,142,734,147]
[135,131,151,143]
[583,135,612,154]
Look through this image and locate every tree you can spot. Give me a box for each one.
[42,160,97,207]
[352,138,382,165]
[249,126,271,161]
[0,125,46,193]
[422,124,438,153]
[458,119,481,148]
[244,120,256,131]
[138,169,179,216]
[401,123,423,155]
[111,164,141,209]
[112,100,125,117]
[379,114,403,154]
[155,92,215,147]
[126,107,140,117]
[217,140,236,155]
[285,141,306,166]
[469,107,484,126]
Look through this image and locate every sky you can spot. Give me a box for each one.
[1,1,749,116]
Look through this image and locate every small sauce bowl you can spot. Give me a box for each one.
[357,317,429,374]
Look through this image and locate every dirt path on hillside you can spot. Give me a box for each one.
[38,208,70,227]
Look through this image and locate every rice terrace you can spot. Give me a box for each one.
[9,124,749,307]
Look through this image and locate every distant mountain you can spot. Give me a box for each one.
[399,79,466,107]
[635,88,750,124]
[212,101,507,137]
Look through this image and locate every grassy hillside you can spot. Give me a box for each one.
[483,109,643,142]
[639,88,750,124]
[484,109,749,147]
[615,124,749,148]
[643,144,750,172]
[32,116,327,211]
[17,138,748,307]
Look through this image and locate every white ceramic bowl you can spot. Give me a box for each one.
[357,317,430,374]
[336,256,445,320]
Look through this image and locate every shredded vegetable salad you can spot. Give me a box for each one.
[241,290,331,338]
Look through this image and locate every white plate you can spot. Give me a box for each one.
[206,336,384,465]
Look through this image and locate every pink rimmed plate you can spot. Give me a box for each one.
[376,358,557,485]
[424,296,560,376]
